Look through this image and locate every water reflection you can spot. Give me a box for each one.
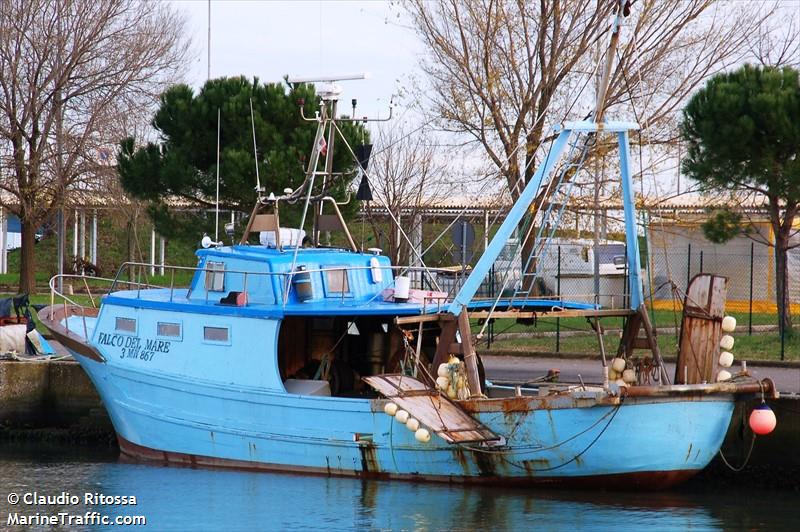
[0,444,796,531]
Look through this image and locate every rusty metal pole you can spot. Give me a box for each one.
[556,245,561,353]
[749,242,754,335]
[686,243,692,290]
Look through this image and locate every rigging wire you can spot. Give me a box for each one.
[462,396,626,474]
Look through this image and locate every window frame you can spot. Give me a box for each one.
[204,261,226,292]
[156,321,183,341]
[321,265,352,298]
[115,317,137,335]
[202,325,231,345]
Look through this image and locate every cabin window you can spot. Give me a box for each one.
[203,326,230,344]
[157,322,182,339]
[322,266,350,296]
[205,261,225,292]
[115,317,136,333]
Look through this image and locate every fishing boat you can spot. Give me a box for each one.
[40,79,778,489]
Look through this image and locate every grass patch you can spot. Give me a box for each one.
[471,309,781,337]
[1,214,201,293]
[484,329,800,362]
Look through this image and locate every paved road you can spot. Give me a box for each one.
[483,355,800,395]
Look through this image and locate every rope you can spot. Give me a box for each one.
[469,396,626,473]
[464,398,623,455]
[718,433,756,472]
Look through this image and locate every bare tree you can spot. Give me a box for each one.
[366,123,452,266]
[0,0,189,293]
[405,0,782,199]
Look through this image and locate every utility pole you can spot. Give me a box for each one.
[56,3,65,293]
[207,0,211,80]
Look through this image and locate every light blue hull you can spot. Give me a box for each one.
[75,354,734,487]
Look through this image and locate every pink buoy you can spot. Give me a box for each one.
[749,403,777,435]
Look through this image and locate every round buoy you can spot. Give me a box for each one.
[622,369,637,384]
[406,417,420,432]
[437,363,450,378]
[415,428,431,443]
[722,316,737,332]
[716,369,732,382]
[749,403,777,435]
[720,335,735,351]
[395,410,409,423]
[719,351,734,368]
[611,357,626,373]
[384,402,398,416]
[435,376,450,391]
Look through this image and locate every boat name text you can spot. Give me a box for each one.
[97,332,170,361]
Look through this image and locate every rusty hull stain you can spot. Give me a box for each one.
[118,435,700,490]
[358,442,379,475]
[452,447,504,478]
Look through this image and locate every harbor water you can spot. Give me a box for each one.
[0,443,797,531]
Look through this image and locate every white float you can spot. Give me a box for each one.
[395,410,409,423]
[415,428,431,443]
[611,357,627,373]
[722,316,737,333]
[718,351,734,368]
[717,370,732,382]
[383,402,398,416]
[720,335,735,351]
[406,418,420,432]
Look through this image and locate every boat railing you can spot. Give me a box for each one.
[108,261,461,308]
[48,273,138,340]
[47,261,478,334]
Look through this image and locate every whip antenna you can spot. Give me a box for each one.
[215,108,221,241]
[249,98,263,199]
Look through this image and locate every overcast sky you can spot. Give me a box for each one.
[170,1,800,202]
[172,1,420,120]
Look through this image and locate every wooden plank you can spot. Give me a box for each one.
[448,343,463,355]
[37,305,104,363]
[639,304,670,383]
[395,314,451,325]
[432,320,458,369]
[675,274,727,384]
[250,214,279,232]
[457,312,482,398]
[616,311,642,357]
[364,375,498,444]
